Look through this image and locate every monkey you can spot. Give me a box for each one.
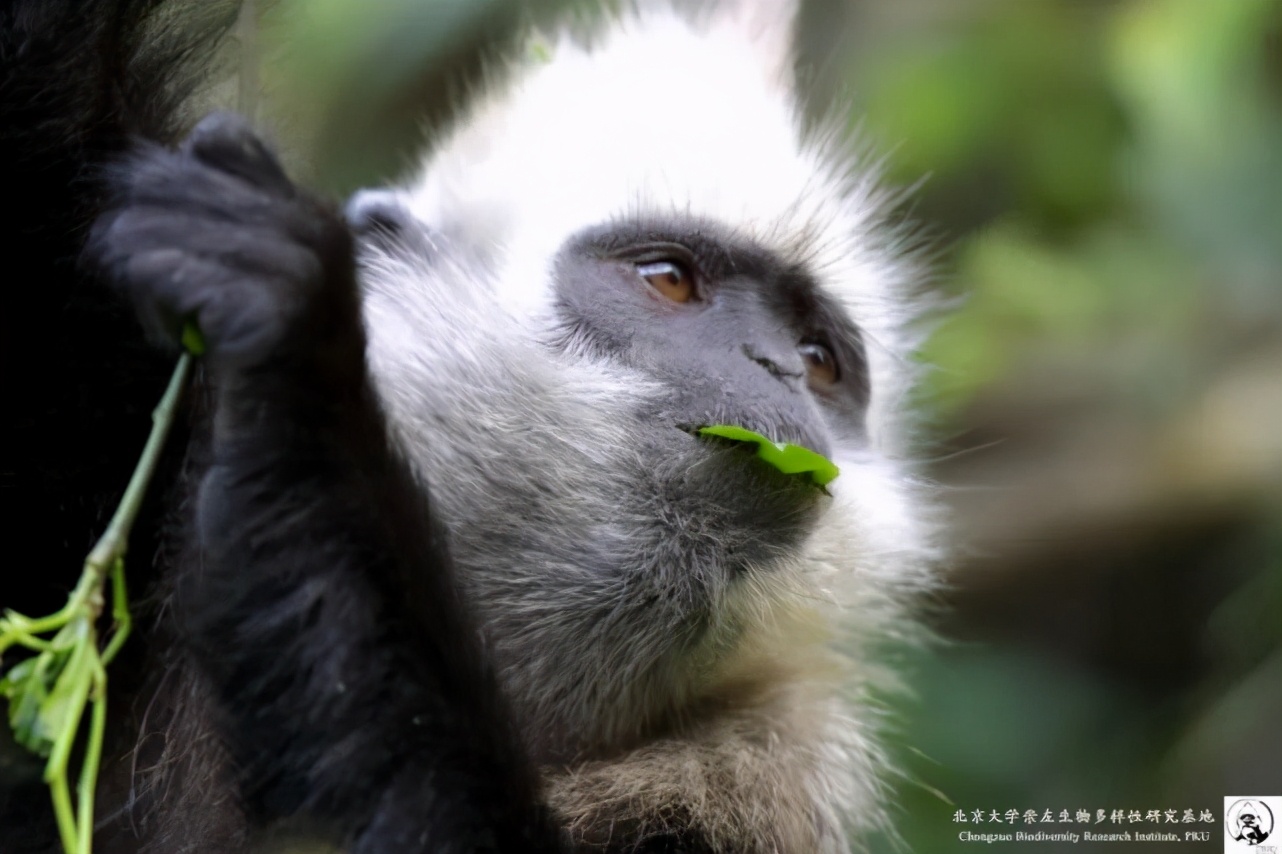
[0,1,938,852]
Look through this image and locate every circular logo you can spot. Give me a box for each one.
[1226,799,1275,846]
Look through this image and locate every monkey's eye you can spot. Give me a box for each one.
[799,340,840,388]
[636,259,696,303]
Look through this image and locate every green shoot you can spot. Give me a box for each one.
[0,351,192,854]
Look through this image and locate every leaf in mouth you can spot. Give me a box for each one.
[697,425,840,487]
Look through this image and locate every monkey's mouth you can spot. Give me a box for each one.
[680,423,839,489]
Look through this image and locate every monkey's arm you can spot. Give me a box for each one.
[89,113,564,853]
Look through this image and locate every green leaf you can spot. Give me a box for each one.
[1,657,43,746]
[0,656,38,696]
[2,651,64,756]
[181,322,206,356]
[37,646,90,750]
[697,425,840,487]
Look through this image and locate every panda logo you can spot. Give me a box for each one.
[1226,798,1275,847]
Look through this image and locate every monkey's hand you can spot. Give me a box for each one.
[89,112,362,380]
[86,112,564,852]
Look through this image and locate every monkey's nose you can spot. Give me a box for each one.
[742,343,804,388]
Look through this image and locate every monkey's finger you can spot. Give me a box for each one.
[112,149,295,231]
[96,206,322,281]
[182,111,294,196]
[119,249,295,364]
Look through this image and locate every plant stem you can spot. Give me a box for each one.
[1,353,192,854]
[84,353,192,581]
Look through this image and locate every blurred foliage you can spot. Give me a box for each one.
[850,0,1282,422]
[257,1,1282,851]
[836,1,1282,851]
[258,0,601,191]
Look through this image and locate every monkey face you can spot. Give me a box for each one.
[552,216,870,458]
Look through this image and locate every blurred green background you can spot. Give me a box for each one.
[254,0,1282,850]
[833,3,1282,851]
